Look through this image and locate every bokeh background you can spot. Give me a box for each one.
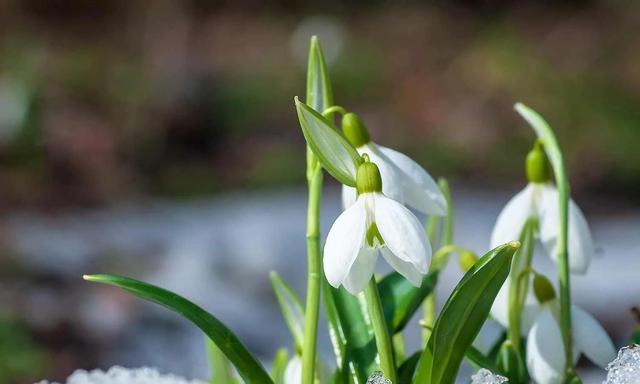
[0,1,639,383]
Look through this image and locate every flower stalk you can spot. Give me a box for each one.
[364,278,397,383]
[301,36,333,384]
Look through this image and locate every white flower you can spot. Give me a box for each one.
[491,183,595,274]
[490,275,541,335]
[285,356,302,384]
[325,185,431,294]
[284,355,327,384]
[342,142,446,216]
[36,366,207,384]
[526,300,616,384]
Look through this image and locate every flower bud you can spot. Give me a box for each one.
[526,140,551,183]
[458,250,478,272]
[356,156,382,194]
[342,113,371,148]
[533,274,556,304]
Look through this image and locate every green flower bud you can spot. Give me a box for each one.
[533,274,556,304]
[342,113,371,148]
[356,155,382,194]
[526,140,551,183]
[458,250,478,272]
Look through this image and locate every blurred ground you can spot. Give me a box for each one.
[0,1,639,383]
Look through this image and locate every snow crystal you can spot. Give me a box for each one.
[367,371,392,384]
[604,345,640,384]
[35,366,208,384]
[471,368,509,384]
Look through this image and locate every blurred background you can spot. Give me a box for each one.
[0,1,639,383]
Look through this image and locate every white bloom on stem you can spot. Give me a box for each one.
[340,112,446,215]
[36,366,207,384]
[491,182,595,274]
[325,159,431,294]
[526,300,616,384]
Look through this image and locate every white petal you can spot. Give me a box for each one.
[341,184,357,210]
[571,305,616,367]
[374,194,430,275]
[380,247,423,286]
[538,185,594,274]
[491,185,536,249]
[357,144,405,206]
[342,246,378,294]
[323,198,367,288]
[489,277,541,335]
[527,308,565,384]
[284,355,302,384]
[378,145,447,215]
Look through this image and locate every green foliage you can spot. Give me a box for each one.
[270,272,306,353]
[414,242,519,384]
[84,274,273,384]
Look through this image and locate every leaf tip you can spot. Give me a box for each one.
[83,274,96,281]
[310,35,319,45]
[508,241,521,250]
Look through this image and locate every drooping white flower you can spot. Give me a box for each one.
[36,366,207,384]
[340,113,446,216]
[491,182,595,274]
[284,355,328,384]
[324,159,431,294]
[489,275,541,335]
[523,276,616,384]
[285,355,302,384]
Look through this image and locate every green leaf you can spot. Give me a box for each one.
[413,242,519,384]
[398,352,421,384]
[465,345,501,374]
[324,282,378,383]
[270,272,305,353]
[496,340,527,383]
[306,35,333,113]
[207,337,236,384]
[84,274,273,384]
[295,98,361,186]
[271,348,289,384]
[378,270,439,333]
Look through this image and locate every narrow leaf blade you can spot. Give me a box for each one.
[413,242,519,384]
[306,35,333,112]
[84,274,273,384]
[295,97,361,186]
[270,272,305,353]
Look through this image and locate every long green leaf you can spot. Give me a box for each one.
[413,242,519,384]
[84,274,273,384]
[514,102,574,375]
[295,98,361,186]
[272,348,289,384]
[378,270,439,333]
[270,272,305,353]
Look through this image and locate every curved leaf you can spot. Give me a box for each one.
[378,270,439,333]
[295,97,361,186]
[270,272,305,353]
[413,242,519,384]
[84,274,273,384]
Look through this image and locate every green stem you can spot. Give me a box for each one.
[506,218,535,352]
[364,278,397,383]
[422,179,453,343]
[301,160,323,384]
[514,103,574,380]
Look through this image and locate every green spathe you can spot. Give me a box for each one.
[356,157,383,194]
[526,140,551,183]
[342,112,371,148]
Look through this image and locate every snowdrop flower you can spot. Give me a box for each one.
[324,156,431,294]
[491,141,595,274]
[284,355,327,384]
[340,112,446,216]
[36,366,207,384]
[525,275,616,384]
